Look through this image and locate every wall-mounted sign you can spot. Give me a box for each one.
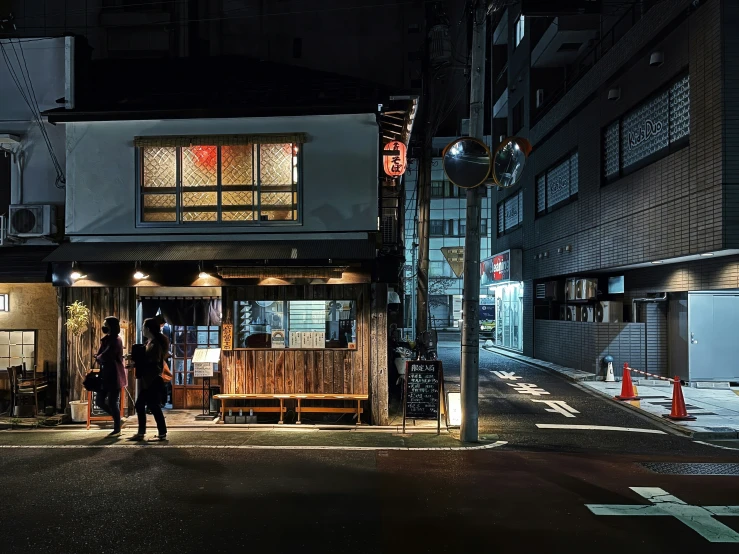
[383,140,407,177]
[480,249,523,286]
[221,323,233,351]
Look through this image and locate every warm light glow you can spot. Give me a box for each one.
[447,392,461,427]
[133,270,148,280]
[70,271,82,280]
[199,271,211,279]
[383,140,407,176]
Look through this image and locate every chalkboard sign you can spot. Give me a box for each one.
[403,360,444,433]
[90,391,120,417]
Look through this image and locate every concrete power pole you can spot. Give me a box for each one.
[460,0,487,443]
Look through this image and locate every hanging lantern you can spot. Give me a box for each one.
[383,140,407,177]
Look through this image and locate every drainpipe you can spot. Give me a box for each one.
[631,292,667,373]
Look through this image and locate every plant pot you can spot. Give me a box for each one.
[69,400,88,423]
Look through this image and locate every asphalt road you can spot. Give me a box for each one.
[1,346,738,553]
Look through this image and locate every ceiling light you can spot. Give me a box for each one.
[700,252,714,257]
[133,270,147,280]
[70,262,86,281]
[198,262,210,279]
[651,260,663,264]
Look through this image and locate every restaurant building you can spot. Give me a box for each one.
[43,56,416,424]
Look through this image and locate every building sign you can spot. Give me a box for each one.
[537,152,579,214]
[498,190,523,235]
[604,74,690,180]
[383,140,407,177]
[480,249,522,286]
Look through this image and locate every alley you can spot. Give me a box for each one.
[438,344,728,456]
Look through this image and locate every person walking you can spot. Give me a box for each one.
[94,316,126,438]
[130,318,169,441]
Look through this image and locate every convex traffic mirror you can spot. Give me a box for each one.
[442,137,492,189]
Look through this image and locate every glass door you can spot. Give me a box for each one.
[171,325,220,409]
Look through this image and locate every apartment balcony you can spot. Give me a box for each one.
[531,16,599,68]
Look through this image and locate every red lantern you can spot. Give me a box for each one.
[383,140,407,177]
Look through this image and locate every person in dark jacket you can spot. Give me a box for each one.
[130,318,169,441]
[94,316,126,437]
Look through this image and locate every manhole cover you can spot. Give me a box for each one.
[640,462,739,475]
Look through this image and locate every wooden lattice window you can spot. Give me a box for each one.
[139,143,300,224]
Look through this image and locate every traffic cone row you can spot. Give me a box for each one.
[614,363,640,401]
[662,376,696,421]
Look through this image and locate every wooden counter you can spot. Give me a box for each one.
[221,349,366,396]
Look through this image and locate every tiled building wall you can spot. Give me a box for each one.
[723,0,739,247]
[534,321,646,376]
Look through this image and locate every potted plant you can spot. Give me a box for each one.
[66,301,91,422]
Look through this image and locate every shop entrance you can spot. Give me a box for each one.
[138,288,222,409]
[494,282,524,352]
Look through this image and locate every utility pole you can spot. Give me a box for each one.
[460,0,487,443]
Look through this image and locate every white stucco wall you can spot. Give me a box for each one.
[65,113,379,240]
[0,37,68,206]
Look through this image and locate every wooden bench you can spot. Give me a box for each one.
[213,393,368,425]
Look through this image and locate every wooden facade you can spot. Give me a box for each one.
[60,287,137,414]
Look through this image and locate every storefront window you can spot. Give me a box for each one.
[234,300,357,348]
[172,325,220,385]
[494,282,524,352]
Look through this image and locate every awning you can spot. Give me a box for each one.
[0,246,55,283]
[44,240,376,263]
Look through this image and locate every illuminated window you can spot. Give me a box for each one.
[515,15,525,48]
[0,330,35,371]
[140,143,300,224]
[0,293,8,312]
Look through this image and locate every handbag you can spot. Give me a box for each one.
[82,371,102,392]
[162,360,172,383]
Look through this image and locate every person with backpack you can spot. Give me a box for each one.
[130,318,169,441]
[94,316,127,437]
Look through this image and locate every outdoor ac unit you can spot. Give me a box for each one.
[536,281,559,301]
[560,306,568,321]
[566,305,581,321]
[7,205,57,237]
[580,305,595,322]
[596,301,623,323]
[575,278,597,300]
[564,278,578,301]
[536,89,545,108]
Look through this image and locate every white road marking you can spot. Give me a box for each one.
[532,400,580,418]
[586,487,739,543]
[507,383,550,396]
[694,440,739,451]
[0,441,509,452]
[535,424,666,434]
[492,371,522,380]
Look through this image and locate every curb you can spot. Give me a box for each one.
[584,385,739,440]
[482,346,595,383]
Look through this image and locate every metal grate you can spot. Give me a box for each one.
[640,463,739,476]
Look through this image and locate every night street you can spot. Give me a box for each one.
[2,345,738,553]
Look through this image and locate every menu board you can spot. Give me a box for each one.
[89,391,115,417]
[404,360,442,421]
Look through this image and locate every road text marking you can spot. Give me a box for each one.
[532,400,580,418]
[586,487,739,543]
[507,383,550,396]
[492,371,522,380]
[535,424,666,434]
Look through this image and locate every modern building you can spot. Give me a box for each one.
[488,0,739,381]
[404,136,493,332]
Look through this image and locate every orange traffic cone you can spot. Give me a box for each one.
[662,376,696,421]
[615,363,640,401]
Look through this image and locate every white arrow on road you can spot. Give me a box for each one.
[492,371,522,380]
[532,399,580,417]
[586,487,739,543]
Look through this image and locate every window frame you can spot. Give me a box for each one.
[136,143,303,227]
[536,151,579,217]
[601,72,690,186]
[0,329,37,372]
[497,190,523,237]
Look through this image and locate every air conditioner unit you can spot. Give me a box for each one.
[7,205,57,237]
[576,278,598,300]
[536,281,559,301]
[564,278,578,301]
[566,305,581,321]
[559,305,568,321]
[580,305,595,322]
[596,301,623,323]
[536,89,545,108]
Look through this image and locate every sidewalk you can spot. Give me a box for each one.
[0,427,506,450]
[482,344,739,439]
